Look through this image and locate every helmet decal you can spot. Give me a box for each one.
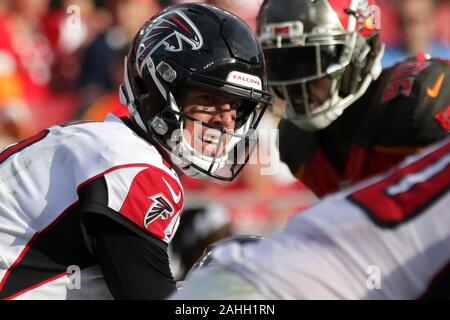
[137,10,204,66]
[226,71,262,90]
[328,0,380,35]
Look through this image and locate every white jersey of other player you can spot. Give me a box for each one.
[0,114,184,299]
[172,137,450,299]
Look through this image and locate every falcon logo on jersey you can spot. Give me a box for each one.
[137,10,203,68]
[144,193,174,228]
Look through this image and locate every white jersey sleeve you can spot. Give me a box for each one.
[174,137,450,300]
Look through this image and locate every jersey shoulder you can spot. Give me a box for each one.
[359,57,450,148]
[72,116,184,243]
[52,115,168,173]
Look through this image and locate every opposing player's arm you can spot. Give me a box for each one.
[278,118,317,177]
[77,166,183,299]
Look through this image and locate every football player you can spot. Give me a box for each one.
[0,3,271,300]
[172,137,450,299]
[258,0,450,197]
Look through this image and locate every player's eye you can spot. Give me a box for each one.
[193,105,213,112]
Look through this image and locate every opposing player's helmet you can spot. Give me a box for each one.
[120,3,271,180]
[258,0,384,130]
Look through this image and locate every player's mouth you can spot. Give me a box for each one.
[197,132,224,157]
[202,132,220,144]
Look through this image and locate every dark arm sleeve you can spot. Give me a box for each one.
[278,118,318,176]
[78,177,176,300]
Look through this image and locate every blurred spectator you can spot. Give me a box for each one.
[207,0,262,31]
[0,0,56,139]
[43,0,97,92]
[0,0,53,109]
[382,0,450,68]
[169,0,262,31]
[0,0,9,14]
[78,0,163,111]
[80,46,129,120]
[0,99,32,148]
[436,0,450,43]
[0,0,101,140]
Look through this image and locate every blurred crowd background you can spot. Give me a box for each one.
[0,0,449,279]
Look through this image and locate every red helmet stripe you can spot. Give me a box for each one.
[171,15,192,35]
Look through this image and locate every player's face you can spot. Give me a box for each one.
[287,77,332,114]
[183,87,239,157]
[306,77,332,108]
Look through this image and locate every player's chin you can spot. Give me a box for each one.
[202,143,219,158]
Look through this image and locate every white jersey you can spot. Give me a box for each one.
[0,114,184,300]
[174,137,450,300]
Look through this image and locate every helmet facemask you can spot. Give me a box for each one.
[162,86,268,181]
[133,58,270,181]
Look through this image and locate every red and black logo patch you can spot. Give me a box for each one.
[137,9,203,65]
[144,193,174,228]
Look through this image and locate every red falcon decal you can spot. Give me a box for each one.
[137,9,203,68]
[118,166,184,240]
[144,194,174,228]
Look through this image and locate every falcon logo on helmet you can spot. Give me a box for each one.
[137,10,203,64]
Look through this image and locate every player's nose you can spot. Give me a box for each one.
[210,103,234,129]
